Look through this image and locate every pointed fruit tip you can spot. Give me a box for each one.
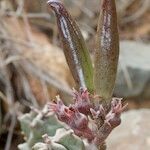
[47,0,62,4]
[47,0,63,14]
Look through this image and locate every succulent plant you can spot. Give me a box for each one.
[18,89,127,150]
[18,105,66,150]
[18,0,127,150]
[18,105,86,150]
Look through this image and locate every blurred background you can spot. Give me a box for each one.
[0,0,150,149]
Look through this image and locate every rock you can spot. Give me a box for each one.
[114,41,150,99]
[107,109,150,150]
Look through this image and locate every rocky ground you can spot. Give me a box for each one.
[107,109,150,150]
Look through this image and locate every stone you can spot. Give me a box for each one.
[107,109,150,150]
[114,41,150,99]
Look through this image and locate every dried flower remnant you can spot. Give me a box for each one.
[48,89,127,145]
[49,94,95,141]
[72,88,93,115]
[19,89,127,150]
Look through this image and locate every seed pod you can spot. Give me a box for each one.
[48,0,94,92]
[94,0,119,101]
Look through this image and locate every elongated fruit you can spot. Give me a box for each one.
[48,0,94,92]
[94,0,119,102]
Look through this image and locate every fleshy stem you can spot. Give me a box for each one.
[47,89,128,148]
